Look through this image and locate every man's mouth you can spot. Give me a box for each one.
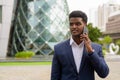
[72,30,78,33]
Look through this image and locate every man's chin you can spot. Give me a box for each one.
[72,32,82,36]
[72,34,81,37]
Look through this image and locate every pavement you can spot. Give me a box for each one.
[0,54,120,80]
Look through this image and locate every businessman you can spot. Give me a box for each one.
[51,10,109,80]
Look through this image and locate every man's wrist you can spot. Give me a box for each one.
[88,49,94,56]
[88,48,94,53]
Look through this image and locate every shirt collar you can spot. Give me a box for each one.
[70,37,84,47]
[70,37,74,45]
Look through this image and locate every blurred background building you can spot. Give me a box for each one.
[0,0,70,58]
[105,11,120,40]
[89,0,120,41]
[97,1,120,32]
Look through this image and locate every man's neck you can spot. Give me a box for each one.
[72,36,83,45]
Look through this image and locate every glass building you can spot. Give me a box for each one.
[9,0,70,56]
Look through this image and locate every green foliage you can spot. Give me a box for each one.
[115,39,120,54]
[86,23,113,56]
[102,47,107,56]
[99,35,112,53]
[15,51,35,59]
[115,39,120,45]
[102,35,112,44]
[87,23,102,42]
[0,62,52,66]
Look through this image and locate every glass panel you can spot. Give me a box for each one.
[12,45,17,56]
[21,0,27,9]
[49,9,56,21]
[25,23,31,33]
[47,42,57,50]
[54,32,65,41]
[26,0,34,2]
[41,16,51,27]
[14,32,19,45]
[54,17,61,24]
[36,51,42,55]
[27,1,34,13]
[40,44,52,54]
[19,10,27,26]
[49,37,57,42]
[47,0,56,7]
[27,16,39,27]
[25,37,32,46]
[56,0,64,9]
[40,30,52,41]
[34,36,45,48]
[34,23,45,33]
[16,39,24,51]
[42,2,50,12]
[34,3,39,13]
[28,29,38,41]
[26,43,38,52]
[27,11,32,19]
[35,9,45,19]
[35,0,45,8]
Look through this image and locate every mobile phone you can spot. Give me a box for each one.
[83,27,88,34]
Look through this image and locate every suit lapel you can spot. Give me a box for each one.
[66,40,78,74]
[79,45,88,73]
[65,40,88,74]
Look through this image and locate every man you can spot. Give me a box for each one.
[51,10,109,80]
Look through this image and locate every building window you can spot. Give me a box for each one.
[0,6,2,23]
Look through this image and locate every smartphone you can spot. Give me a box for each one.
[83,27,88,34]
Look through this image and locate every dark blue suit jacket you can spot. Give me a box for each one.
[51,39,109,80]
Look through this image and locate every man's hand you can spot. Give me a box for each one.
[80,33,94,53]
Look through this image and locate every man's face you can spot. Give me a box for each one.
[69,17,86,37]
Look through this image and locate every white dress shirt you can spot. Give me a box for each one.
[70,37,84,73]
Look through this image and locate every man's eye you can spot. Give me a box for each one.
[70,22,81,26]
[75,22,81,26]
[70,23,73,26]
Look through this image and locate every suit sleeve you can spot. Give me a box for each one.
[88,45,109,78]
[51,46,61,80]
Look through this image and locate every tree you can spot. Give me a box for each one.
[115,39,120,46]
[87,23,102,42]
[102,35,113,52]
[103,35,112,44]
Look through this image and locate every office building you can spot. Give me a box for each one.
[105,11,120,40]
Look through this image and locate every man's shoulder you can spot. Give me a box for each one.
[55,39,70,48]
[91,42,102,48]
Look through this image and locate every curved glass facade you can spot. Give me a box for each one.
[10,0,70,56]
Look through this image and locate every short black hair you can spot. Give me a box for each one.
[69,10,88,23]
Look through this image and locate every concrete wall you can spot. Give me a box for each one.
[0,0,14,58]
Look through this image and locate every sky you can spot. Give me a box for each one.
[67,0,120,15]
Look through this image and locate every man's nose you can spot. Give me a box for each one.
[72,24,77,28]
